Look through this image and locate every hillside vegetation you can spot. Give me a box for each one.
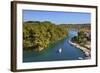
[23,21,67,52]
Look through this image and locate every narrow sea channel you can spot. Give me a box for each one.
[23,29,86,62]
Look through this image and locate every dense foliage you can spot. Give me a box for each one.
[71,31,91,45]
[23,21,67,51]
[60,24,91,30]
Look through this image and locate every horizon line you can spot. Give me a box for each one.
[23,20,91,25]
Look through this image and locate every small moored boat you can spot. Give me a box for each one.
[78,57,83,60]
[58,48,62,53]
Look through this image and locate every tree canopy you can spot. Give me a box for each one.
[23,21,67,52]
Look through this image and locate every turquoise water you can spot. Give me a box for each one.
[23,29,86,62]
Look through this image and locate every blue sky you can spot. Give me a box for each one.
[23,10,91,24]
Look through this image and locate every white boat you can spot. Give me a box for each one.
[58,48,62,53]
[78,57,83,60]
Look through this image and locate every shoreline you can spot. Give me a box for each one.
[68,40,91,58]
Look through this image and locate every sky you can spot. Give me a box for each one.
[23,10,91,24]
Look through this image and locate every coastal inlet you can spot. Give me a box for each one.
[23,29,90,62]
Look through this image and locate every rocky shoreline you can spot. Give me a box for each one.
[69,40,91,59]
